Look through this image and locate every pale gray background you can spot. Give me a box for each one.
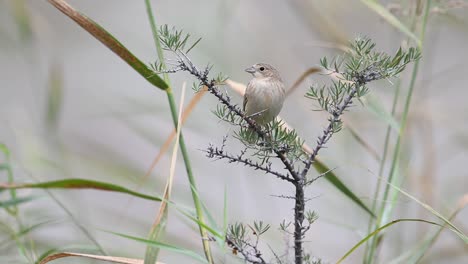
[0,0,467,263]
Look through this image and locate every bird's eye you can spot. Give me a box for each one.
[259,67,265,71]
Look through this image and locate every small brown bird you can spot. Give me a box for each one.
[244,63,286,126]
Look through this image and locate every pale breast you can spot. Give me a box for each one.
[244,78,285,125]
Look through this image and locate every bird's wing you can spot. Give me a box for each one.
[243,95,248,111]
[243,81,251,111]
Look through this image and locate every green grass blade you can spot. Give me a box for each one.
[363,78,401,261]
[16,220,57,239]
[0,196,39,208]
[45,65,63,130]
[0,179,162,202]
[144,81,185,264]
[0,218,56,261]
[345,124,380,161]
[12,0,33,41]
[0,144,18,215]
[162,93,217,261]
[174,201,224,241]
[368,2,431,262]
[0,143,11,158]
[336,218,446,264]
[198,197,225,249]
[143,196,224,242]
[107,231,209,263]
[314,159,375,218]
[47,0,167,90]
[390,195,468,263]
[186,182,224,240]
[144,217,166,264]
[170,184,226,248]
[384,181,468,242]
[380,159,401,225]
[365,93,400,132]
[143,0,214,262]
[10,176,107,255]
[359,0,421,47]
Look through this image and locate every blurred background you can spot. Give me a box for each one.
[0,0,467,263]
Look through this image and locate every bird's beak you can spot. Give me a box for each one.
[245,66,256,74]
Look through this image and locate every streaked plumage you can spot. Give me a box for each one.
[243,63,286,125]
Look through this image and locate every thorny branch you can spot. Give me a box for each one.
[226,222,270,264]
[204,137,293,183]
[226,236,266,264]
[168,49,301,183]
[300,87,357,179]
[154,29,420,264]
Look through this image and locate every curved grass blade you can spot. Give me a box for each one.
[0,144,18,215]
[139,87,208,190]
[141,195,224,244]
[174,201,224,241]
[40,188,107,254]
[0,195,39,208]
[189,181,225,248]
[0,219,59,249]
[35,244,103,264]
[345,123,380,162]
[0,179,162,202]
[47,0,167,90]
[359,0,421,47]
[286,67,321,96]
[152,188,224,242]
[389,194,468,263]
[365,93,400,132]
[383,180,468,243]
[37,251,165,264]
[45,64,63,130]
[107,231,208,264]
[314,159,375,218]
[336,218,449,264]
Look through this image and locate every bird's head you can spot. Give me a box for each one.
[245,63,281,79]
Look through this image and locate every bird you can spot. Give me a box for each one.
[243,63,286,126]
